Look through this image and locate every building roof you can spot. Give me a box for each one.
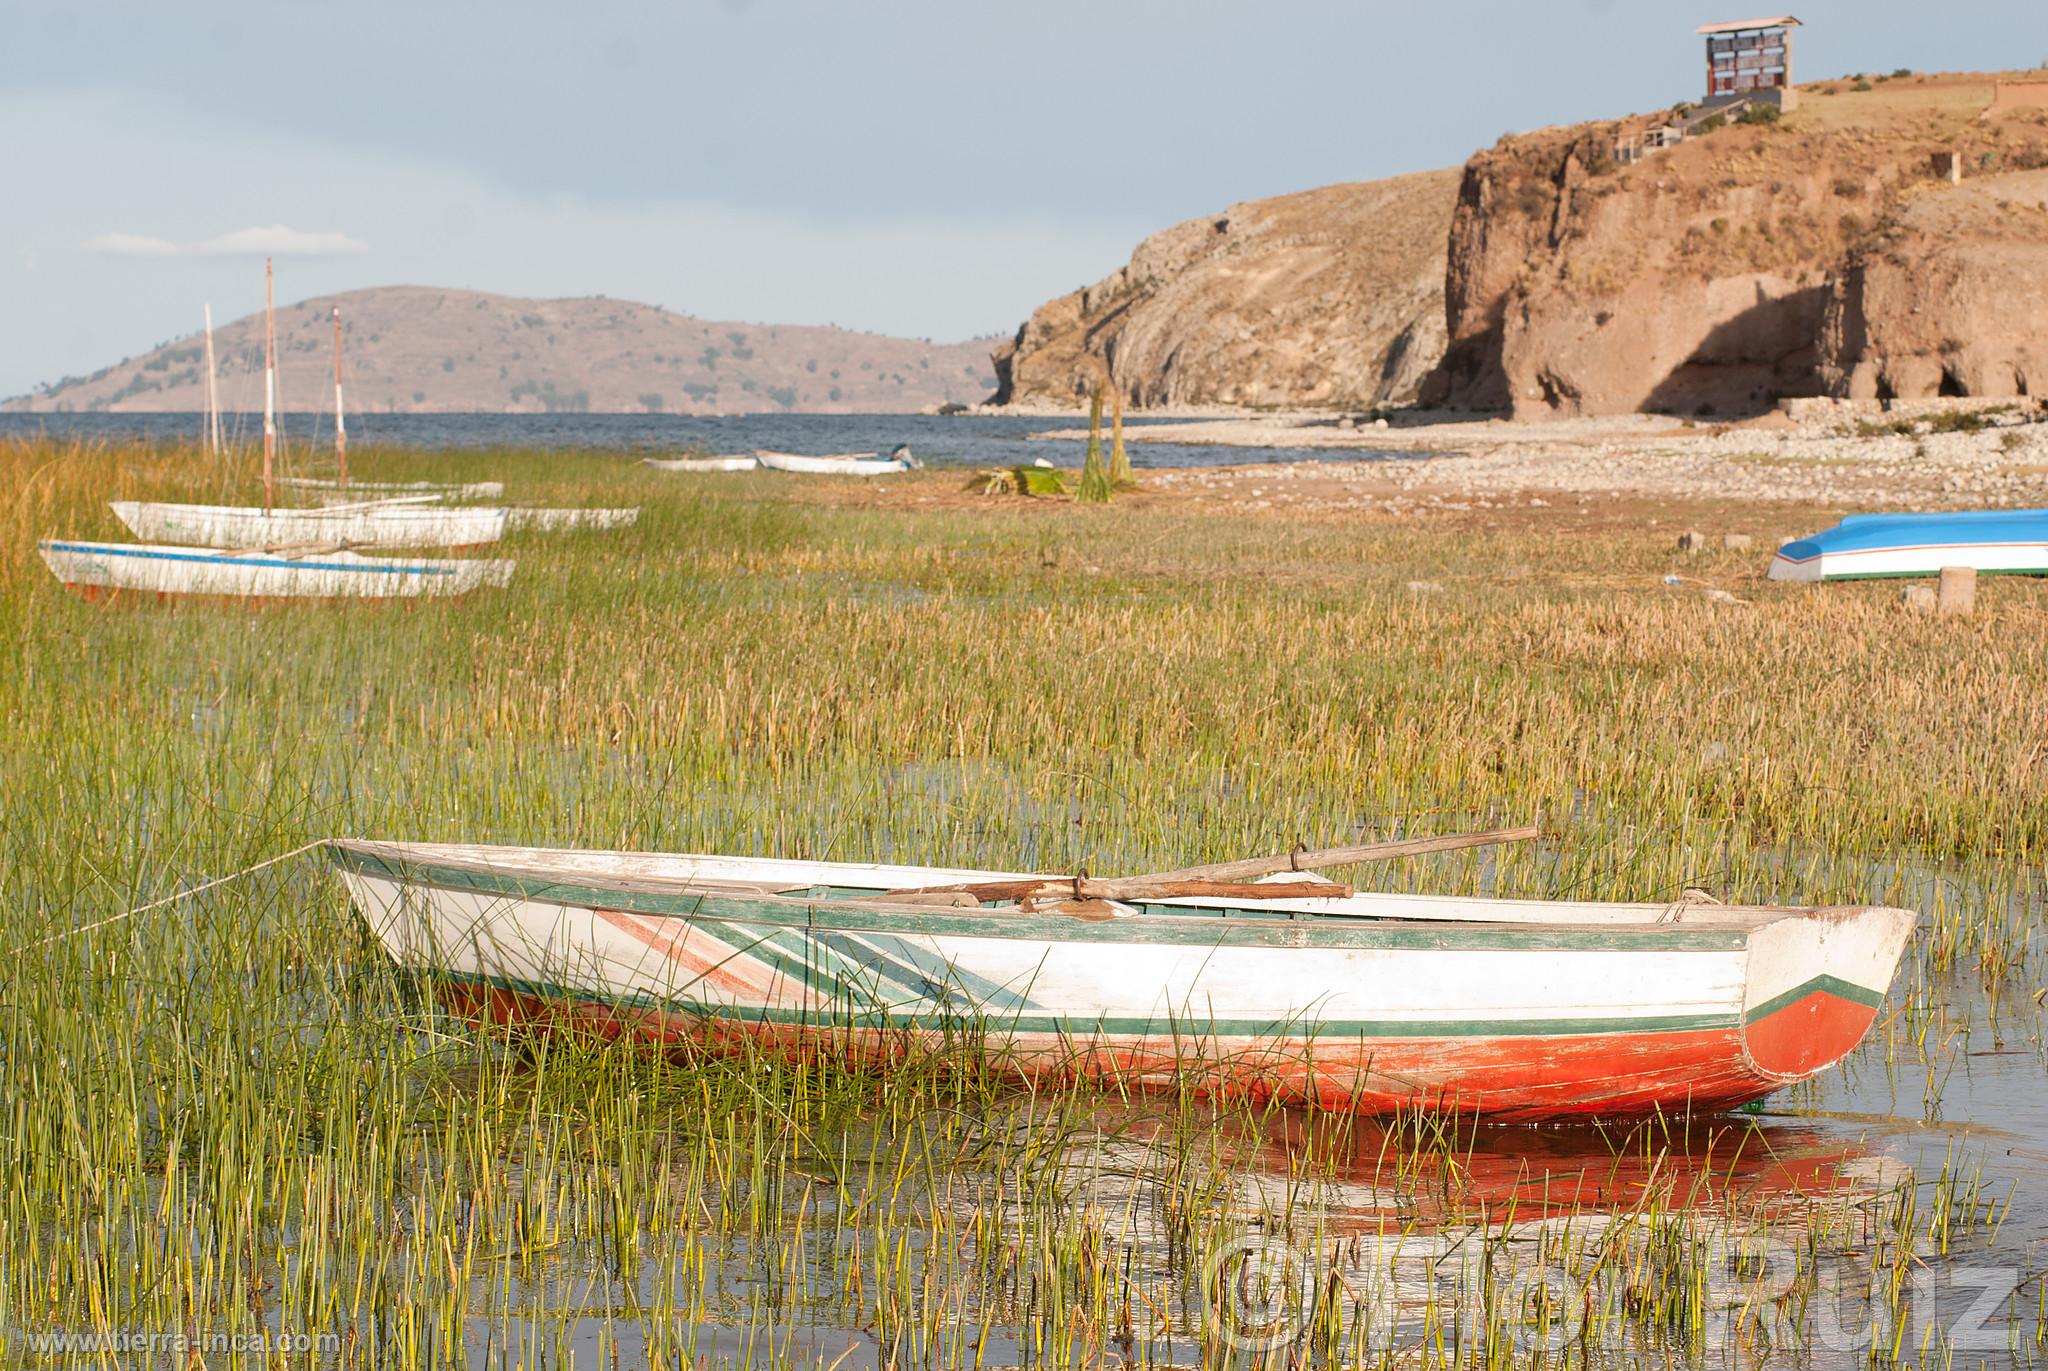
[1697,16,1802,33]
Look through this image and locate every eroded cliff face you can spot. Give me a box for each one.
[993,170,1458,408]
[1820,171,2048,400]
[1435,75,2048,417]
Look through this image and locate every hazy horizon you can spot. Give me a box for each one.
[4,0,2038,399]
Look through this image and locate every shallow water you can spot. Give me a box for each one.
[0,409,1404,470]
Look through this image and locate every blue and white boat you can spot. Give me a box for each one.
[1768,510,2048,582]
[40,539,515,600]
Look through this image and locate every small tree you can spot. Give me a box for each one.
[1077,384,1113,503]
[1108,384,1137,490]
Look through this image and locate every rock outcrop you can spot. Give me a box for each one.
[1819,170,2048,400]
[992,170,1459,409]
[1433,73,2048,417]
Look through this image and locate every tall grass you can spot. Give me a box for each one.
[1,436,2042,1367]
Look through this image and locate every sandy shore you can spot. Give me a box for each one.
[1023,405,2048,510]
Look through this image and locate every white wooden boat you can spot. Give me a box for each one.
[756,446,917,476]
[1769,509,2048,581]
[280,476,506,500]
[41,539,514,599]
[643,455,759,473]
[327,840,1915,1121]
[109,500,507,548]
[504,507,640,532]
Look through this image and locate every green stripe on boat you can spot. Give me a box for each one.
[327,845,1753,954]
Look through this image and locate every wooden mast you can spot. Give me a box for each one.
[202,303,223,456]
[261,257,277,513]
[331,305,347,488]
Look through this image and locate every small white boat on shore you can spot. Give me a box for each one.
[40,539,514,600]
[280,476,505,500]
[109,500,507,549]
[505,507,640,532]
[756,445,917,476]
[643,455,758,473]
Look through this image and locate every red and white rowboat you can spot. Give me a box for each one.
[327,840,1914,1121]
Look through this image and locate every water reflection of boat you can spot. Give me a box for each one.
[327,841,1915,1121]
[1103,1106,1878,1235]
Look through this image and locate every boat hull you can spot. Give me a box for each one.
[504,507,640,532]
[280,477,505,499]
[109,500,507,548]
[40,540,514,599]
[328,842,1913,1120]
[1769,509,2048,581]
[644,456,758,472]
[756,450,911,476]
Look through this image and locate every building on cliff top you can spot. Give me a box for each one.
[1697,16,1801,112]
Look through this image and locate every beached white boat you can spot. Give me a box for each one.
[643,455,759,473]
[41,539,514,600]
[756,446,917,476]
[280,476,506,500]
[109,500,507,548]
[504,507,641,532]
[328,839,1914,1121]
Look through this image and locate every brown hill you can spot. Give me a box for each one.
[992,169,1459,409]
[8,286,1000,415]
[1433,70,2048,417]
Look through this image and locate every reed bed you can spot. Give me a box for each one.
[1,435,2043,1368]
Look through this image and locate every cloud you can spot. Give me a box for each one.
[192,224,369,256]
[85,231,179,257]
[83,224,368,258]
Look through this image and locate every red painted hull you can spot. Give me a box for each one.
[430,978,1876,1122]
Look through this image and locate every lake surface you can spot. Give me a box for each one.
[0,409,1401,470]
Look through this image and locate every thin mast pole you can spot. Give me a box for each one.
[262,257,276,513]
[202,303,223,456]
[331,305,347,488]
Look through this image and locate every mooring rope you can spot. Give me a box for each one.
[18,839,330,954]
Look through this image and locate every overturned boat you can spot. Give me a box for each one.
[1769,509,2048,581]
[756,445,916,476]
[327,837,1914,1121]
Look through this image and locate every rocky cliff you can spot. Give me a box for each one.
[992,169,1459,409]
[1820,169,2048,399]
[8,287,1000,414]
[1433,72,2048,417]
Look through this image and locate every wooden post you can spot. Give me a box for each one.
[262,257,276,513]
[331,305,348,488]
[1937,566,1977,617]
[202,303,223,457]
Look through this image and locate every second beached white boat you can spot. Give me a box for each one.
[109,500,507,548]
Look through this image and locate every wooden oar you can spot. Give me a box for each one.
[880,875,1353,904]
[882,824,1540,905]
[1135,824,1542,883]
[224,539,360,558]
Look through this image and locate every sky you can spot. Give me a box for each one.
[2,0,2040,399]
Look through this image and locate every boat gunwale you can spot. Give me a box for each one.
[324,839,1860,951]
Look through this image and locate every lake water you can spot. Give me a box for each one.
[0,410,1402,470]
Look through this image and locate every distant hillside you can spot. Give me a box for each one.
[7,287,1001,414]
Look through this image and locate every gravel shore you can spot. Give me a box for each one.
[1027,405,2048,511]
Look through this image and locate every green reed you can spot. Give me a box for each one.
[2,436,2044,1368]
